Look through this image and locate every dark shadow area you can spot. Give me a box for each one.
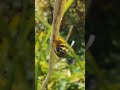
[86,0,120,90]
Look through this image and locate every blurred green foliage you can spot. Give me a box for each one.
[35,0,85,90]
[0,0,34,90]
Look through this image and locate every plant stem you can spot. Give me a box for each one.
[41,0,66,90]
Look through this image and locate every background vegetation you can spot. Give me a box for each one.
[35,0,85,90]
[0,0,34,90]
[86,0,120,90]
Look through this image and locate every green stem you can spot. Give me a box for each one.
[64,0,74,14]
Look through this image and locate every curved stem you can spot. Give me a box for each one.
[41,0,66,90]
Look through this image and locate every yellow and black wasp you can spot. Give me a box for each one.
[54,36,75,58]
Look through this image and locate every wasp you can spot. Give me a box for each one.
[54,36,68,57]
[54,36,75,58]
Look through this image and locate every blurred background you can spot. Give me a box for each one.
[0,0,34,90]
[86,0,120,90]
